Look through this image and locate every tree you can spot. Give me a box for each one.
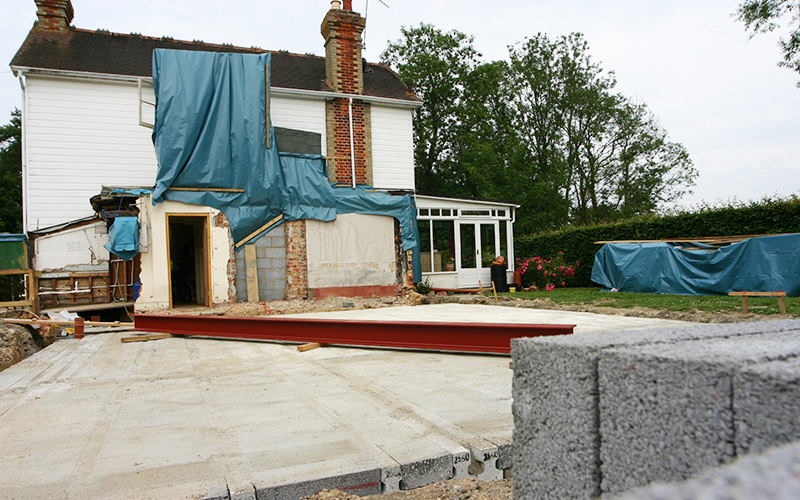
[736,0,800,83]
[0,109,23,234]
[381,27,697,233]
[381,24,481,196]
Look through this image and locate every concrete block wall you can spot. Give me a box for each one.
[611,440,800,500]
[234,226,287,302]
[511,319,800,499]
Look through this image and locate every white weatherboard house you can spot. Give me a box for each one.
[10,0,518,312]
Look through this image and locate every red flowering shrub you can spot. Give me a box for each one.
[515,251,580,291]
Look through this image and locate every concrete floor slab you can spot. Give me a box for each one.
[0,304,692,499]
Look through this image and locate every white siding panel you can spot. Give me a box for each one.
[25,77,158,229]
[371,106,415,190]
[270,96,327,155]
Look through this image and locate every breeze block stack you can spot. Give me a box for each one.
[511,319,800,499]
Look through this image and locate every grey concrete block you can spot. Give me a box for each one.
[399,454,454,490]
[511,319,800,500]
[199,484,230,500]
[255,469,381,500]
[263,269,283,280]
[495,442,513,471]
[452,449,471,478]
[256,247,268,259]
[610,440,800,500]
[229,482,255,500]
[272,259,287,270]
[735,357,800,456]
[381,466,402,494]
[599,331,800,494]
[262,290,285,301]
[464,442,502,480]
[264,247,285,258]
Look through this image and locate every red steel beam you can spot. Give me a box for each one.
[133,314,575,354]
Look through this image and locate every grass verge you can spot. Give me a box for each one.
[506,287,797,317]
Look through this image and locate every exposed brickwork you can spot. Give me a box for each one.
[285,220,309,299]
[326,99,371,184]
[34,0,73,32]
[321,7,373,185]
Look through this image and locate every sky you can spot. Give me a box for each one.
[1,0,798,209]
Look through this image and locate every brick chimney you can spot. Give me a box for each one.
[34,0,74,31]
[321,2,371,185]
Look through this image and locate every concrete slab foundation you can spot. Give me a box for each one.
[0,304,693,499]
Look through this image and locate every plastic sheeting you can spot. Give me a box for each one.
[152,49,284,243]
[150,49,419,258]
[591,233,800,296]
[104,217,140,261]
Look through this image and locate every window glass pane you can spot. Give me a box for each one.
[418,220,432,272]
[433,220,455,272]
[480,223,497,267]
[460,224,476,269]
[461,209,491,217]
[419,209,429,216]
[431,209,440,216]
[442,209,451,216]
[499,220,508,264]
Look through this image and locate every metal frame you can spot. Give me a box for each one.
[133,314,575,354]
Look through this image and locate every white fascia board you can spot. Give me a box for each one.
[12,66,423,109]
[415,194,520,209]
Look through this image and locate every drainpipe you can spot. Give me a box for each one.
[348,97,356,189]
[17,72,28,235]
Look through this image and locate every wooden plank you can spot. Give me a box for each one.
[245,244,259,303]
[728,291,787,297]
[0,318,135,327]
[297,342,324,352]
[235,214,283,248]
[121,333,171,343]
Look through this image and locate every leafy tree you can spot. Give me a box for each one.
[381,24,481,196]
[0,109,23,233]
[736,0,800,83]
[381,27,697,232]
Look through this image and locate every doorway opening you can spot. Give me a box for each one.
[166,214,210,308]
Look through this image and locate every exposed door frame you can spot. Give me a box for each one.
[165,213,211,308]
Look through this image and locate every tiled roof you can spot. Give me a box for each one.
[10,27,419,102]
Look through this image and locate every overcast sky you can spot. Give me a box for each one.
[2,0,798,208]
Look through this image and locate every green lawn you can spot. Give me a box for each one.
[506,287,797,317]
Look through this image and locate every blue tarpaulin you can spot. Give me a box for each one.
[104,217,140,261]
[150,49,420,279]
[591,233,800,296]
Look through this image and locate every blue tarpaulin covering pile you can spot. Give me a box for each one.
[591,233,800,296]
[150,49,419,279]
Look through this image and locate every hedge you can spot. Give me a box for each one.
[514,197,800,287]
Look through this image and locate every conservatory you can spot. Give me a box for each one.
[415,195,519,290]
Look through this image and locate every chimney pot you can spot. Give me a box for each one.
[330,0,341,8]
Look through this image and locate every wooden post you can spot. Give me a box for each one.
[245,244,259,303]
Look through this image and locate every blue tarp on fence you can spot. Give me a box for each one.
[591,233,800,296]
